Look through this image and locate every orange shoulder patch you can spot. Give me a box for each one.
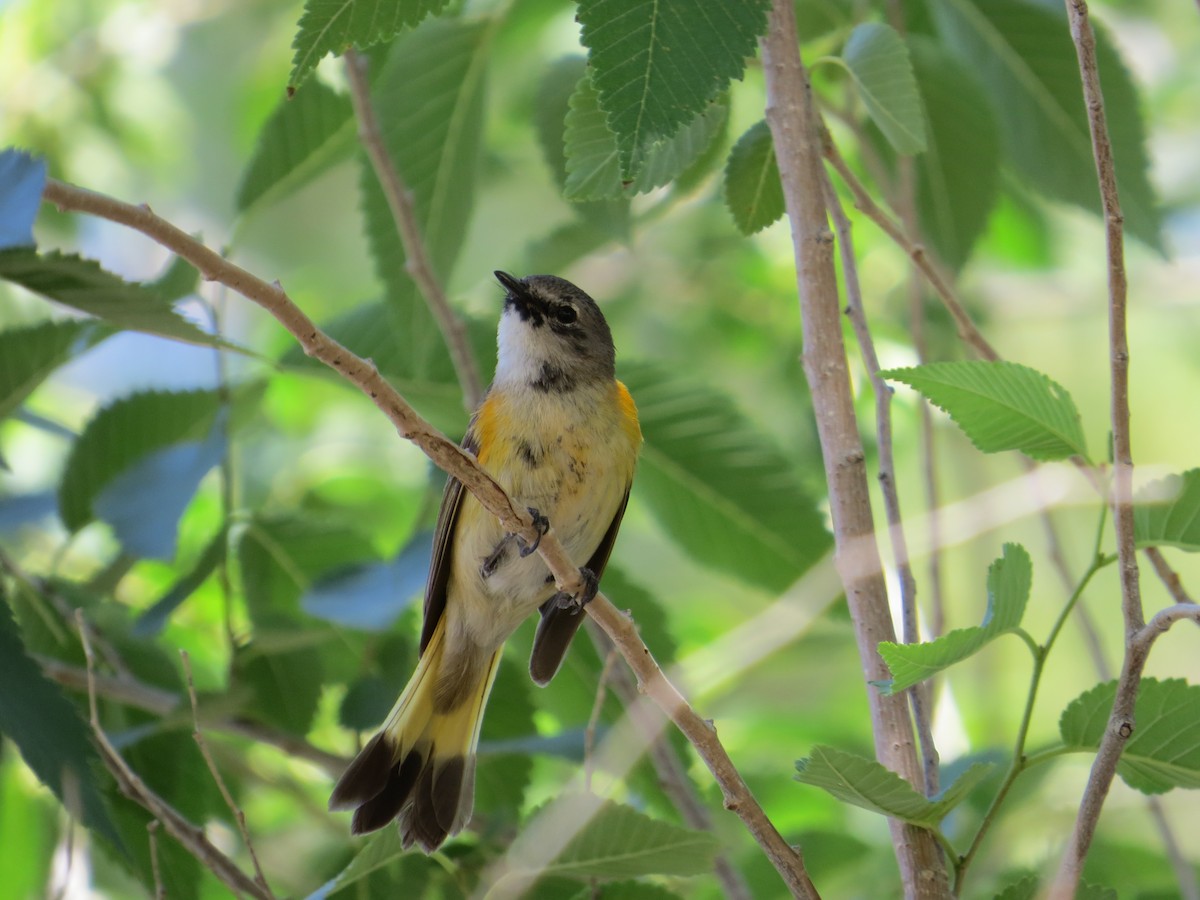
[472,393,504,466]
[614,380,642,446]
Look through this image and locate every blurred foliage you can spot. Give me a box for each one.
[2,0,1199,897]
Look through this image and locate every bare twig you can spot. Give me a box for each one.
[1144,547,1196,606]
[343,48,485,409]
[148,822,165,900]
[77,612,272,900]
[42,178,819,898]
[1049,1,1143,895]
[820,136,1000,363]
[181,652,273,897]
[821,172,940,798]
[585,622,754,900]
[584,647,618,792]
[761,1,947,895]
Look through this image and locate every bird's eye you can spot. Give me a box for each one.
[554,305,577,325]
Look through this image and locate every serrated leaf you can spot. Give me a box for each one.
[909,36,1001,270]
[301,531,430,630]
[234,626,324,734]
[840,23,926,155]
[930,0,1161,250]
[533,56,630,249]
[59,390,222,533]
[1134,469,1200,552]
[993,874,1039,900]
[795,745,993,827]
[578,0,768,178]
[0,249,221,347]
[509,794,716,880]
[93,412,226,560]
[1060,677,1200,794]
[621,363,830,593]
[0,597,121,848]
[563,73,728,201]
[237,79,355,213]
[0,149,47,249]
[288,0,449,91]
[882,360,1088,462]
[723,120,784,234]
[0,320,102,422]
[878,543,1031,693]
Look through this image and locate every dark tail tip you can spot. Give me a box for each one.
[331,734,474,853]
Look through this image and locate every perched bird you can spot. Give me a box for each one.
[329,271,642,851]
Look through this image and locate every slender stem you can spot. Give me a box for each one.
[343,49,485,409]
[954,518,1110,893]
[1050,3,1142,889]
[822,170,939,798]
[40,177,819,898]
[761,1,946,894]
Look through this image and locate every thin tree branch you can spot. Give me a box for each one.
[36,654,348,776]
[1144,547,1196,606]
[584,646,618,793]
[343,49,485,409]
[77,612,272,900]
[585,622,754,900]
[821,172,940,798]
[761,1,947,895]
[820,136,1000,363]
[1049,1,1143,895]
[181,651,273,897]
[41,178,819,898]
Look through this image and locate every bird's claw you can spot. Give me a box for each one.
[550,567,598,613]
[518,507,550,558]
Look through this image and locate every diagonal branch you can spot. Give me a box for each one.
[760,1,948,895]
[343,48,485,409]
[40,177,819,899]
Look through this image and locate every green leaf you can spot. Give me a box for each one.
[0,249,222,347]
[508,794,716,880]
[795,745,993,827]
[840,23,926,155]
[144,254,200,303]
[0,320,102,422]
[1060,677,1200,794]
[877,543,1031,693]
[909,35,1001,270]
[532,56,631,259]
[58,390,222,533]
[881,360,1088,462]
[133,526,228,636]
[237,515,378,622]
[993,875,1039,900]
[563,73,729,202]
[929,0,1161,250]
[234,628,324,734]
[577,0,769,178]
[0,596,121,849]
[474,660,535,822]
[237,79,355,213]
[316,829,436,896]
[621,363,831,594]
[288,0,449,91]
[723,120,785,235]
[1134,469,1200,552]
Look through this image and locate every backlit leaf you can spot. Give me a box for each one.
[1134,469,1200,552]
[841,23,926,155]
[882,361,1088,462]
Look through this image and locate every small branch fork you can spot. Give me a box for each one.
[41,179,820,899]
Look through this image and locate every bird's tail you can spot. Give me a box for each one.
[328,617,501,852]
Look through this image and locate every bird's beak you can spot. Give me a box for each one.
[494,270,523,296]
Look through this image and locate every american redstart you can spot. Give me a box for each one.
[329,271,642,851]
